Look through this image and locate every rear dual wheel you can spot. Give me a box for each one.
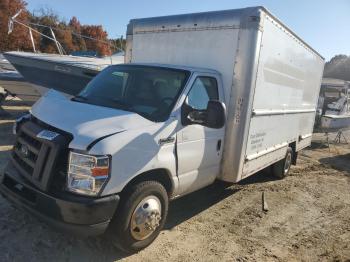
[271,147,293,179]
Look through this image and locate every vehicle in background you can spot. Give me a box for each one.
[315,78,350,131]
[3,51,124,97]
[0,7,324,252]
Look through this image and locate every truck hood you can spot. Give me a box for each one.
[31,90,154,150]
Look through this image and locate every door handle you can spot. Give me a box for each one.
[217,140,222,151]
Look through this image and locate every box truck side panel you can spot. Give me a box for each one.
[241,13,324,178]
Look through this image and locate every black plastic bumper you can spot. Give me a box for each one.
[0,161,119,237]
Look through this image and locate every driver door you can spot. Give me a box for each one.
[176,75,225,195]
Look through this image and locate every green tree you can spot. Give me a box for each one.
[324,55,350,81]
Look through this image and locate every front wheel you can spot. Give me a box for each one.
[109,181,169,253]
[271,147,293,179]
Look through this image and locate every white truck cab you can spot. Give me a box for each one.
[0,7,324,252]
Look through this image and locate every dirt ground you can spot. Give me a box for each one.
[0,97,349,262]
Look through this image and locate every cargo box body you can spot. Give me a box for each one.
[126,6,324,183]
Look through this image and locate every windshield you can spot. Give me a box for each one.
[76,65,190,122]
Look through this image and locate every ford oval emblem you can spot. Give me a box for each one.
[37,130,59,141]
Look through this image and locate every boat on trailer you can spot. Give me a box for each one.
[315,78,350,132]
[2,11,124,99]
[3,51,124,97]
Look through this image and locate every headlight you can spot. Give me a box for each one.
[67,152,110,196]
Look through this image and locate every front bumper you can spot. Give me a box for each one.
[0,161,119,237]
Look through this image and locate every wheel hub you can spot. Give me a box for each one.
[284,153,292,173]
[130,195,162,241]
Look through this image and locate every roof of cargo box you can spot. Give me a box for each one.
[127,6,324,60]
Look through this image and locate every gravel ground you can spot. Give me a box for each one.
[0,96,349,262]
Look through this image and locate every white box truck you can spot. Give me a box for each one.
[0,7,324,252]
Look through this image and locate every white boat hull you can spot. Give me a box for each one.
[4,51,124,96]
[321,114,350,131]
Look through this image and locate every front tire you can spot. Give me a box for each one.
[271,147,293,179]
[109,181,169,253]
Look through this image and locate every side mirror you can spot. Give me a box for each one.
[182,100,226,129]
[206,100,226,128]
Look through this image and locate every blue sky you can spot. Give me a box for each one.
[25,0,350,61]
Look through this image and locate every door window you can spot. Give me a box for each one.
[187,77,218,110]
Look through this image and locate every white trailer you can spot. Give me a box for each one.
[0,7,324,252]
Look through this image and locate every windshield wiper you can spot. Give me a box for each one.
[71,96,138,114]
[107,98,134,111]
[71,95,88,102]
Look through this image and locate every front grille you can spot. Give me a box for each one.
[12,120,72,192]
